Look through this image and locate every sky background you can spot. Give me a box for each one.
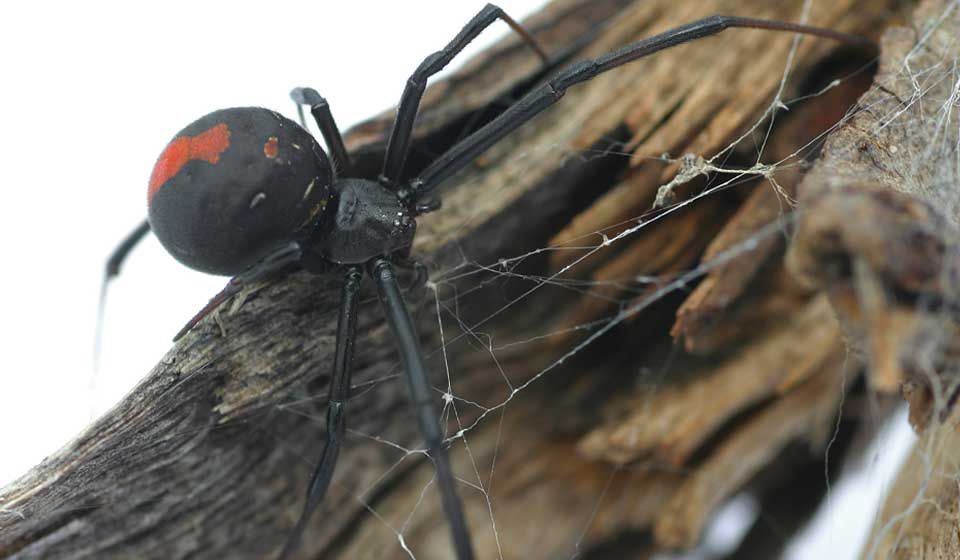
[0,1,915,558]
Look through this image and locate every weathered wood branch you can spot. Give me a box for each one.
[784,0,960,557]
[0,0,912,559]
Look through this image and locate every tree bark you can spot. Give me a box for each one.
[793,0,960,557]
[0,1,915,559]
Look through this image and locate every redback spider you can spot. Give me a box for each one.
[101,5,872,558]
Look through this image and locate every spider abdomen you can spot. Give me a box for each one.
[147,107,333,276]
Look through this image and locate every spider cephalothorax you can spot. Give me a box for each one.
[307,177,417,265]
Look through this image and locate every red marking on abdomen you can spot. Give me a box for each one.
[263,136,279,159]
[148,123,231,203]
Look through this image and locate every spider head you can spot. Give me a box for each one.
[147,107,333,275]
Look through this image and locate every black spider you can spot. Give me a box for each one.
[104,5,870,559]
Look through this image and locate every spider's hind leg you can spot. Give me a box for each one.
[96,219,152,367]
[290,87,352,176]
[173,242,303,341]
[277,265,363,560]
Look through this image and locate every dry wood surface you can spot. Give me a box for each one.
[791,0,960,557]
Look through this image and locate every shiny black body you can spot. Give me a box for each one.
[102,6,871,559]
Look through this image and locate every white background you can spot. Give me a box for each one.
[0,1,913,558]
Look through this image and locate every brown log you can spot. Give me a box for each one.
[787,0,960,400]
[782,0,960,557]
[0,1,904,559]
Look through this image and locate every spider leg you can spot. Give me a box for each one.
[95,219,151,367]
[411,15,875,197]
[172,242,302,341]
[394,255,431,292]
[381,3,547,188]
[290,87,353,176]
[371,258,474,560]
[104,219,151,281]
[277,265,362,560]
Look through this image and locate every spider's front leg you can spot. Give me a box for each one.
[400,259,431,293]
[411,15,875,197]
[381,3,547,187]
[371,257,474,560]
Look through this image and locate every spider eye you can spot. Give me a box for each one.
[147,107,333,276]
